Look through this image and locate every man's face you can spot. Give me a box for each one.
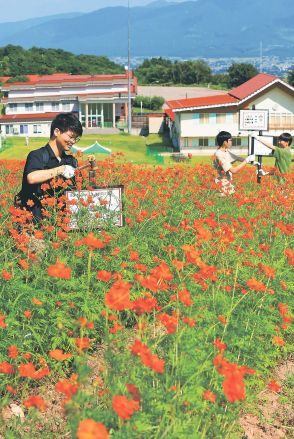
[224,138,232,149]
[278,139,288,149]
[55,129,80,151]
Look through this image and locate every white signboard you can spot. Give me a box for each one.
[66,186,124,230]
[251,136,274,157]
[239,109,269,131]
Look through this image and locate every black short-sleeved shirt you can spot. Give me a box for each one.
[20,143,77,221]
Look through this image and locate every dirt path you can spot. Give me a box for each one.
[240,359,294,439]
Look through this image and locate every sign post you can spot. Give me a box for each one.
[239,109,269,183]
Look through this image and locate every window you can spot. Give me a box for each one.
[192,113,200,124]
[36,102,44,111]
[25,103,33,111]
[33,124,42,134]
[209,113,217,124]
[20,124,28,134]
[226,113,234,123]
[232,137,241,146]
[5,124,13,134]
[199,113,209,124]
[216,113,226,123]
[62,101,71,111]
[199,137,209,147]
[9,103,17,112]
[52,102,59,111]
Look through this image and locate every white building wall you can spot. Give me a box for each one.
[8,84,128,99]
[251,88,294,113]
[6,101,79,114]
[179,112,239,137]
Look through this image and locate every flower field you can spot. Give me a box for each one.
[0,156,293,438]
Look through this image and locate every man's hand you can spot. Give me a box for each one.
[62,165,76,179]
[245,154,255,163]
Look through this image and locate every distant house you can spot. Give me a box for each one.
[165,73,294,153]
[0,72,137,137]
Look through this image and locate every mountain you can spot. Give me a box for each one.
[0,0,293,58]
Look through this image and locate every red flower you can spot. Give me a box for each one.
[8,345,19,359]
[267,380,281,393]
[75,337,90,351]
[246,278,267,292]
[212,338,227,352]
[1,270,12,281]
[77,419,109,439]
[105,280,132,311]
[112,395,140,420]
[23,395,47,412]
[0,361,14,374]
[272,336,285,346]
[96,270,112,282]
[203,390,217,402]
[47,262,71,280]
[49,349,72,361]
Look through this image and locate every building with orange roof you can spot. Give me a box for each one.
[165,73,294,154]
[0,72,137,137]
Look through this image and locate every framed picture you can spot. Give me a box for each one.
[250,135,274,156]
[65,186,124,230]
[239,109,269,131]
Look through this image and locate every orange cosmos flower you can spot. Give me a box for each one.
[75,337,90,351]
[96,270,112,282]
[76,419,109,439]
[212,338,227,352]
[23,395,47,412]
[272,336,285,346]
[47,262,71,280]
[24,310,32,318]
[217,315,227,325]
[1,270,12,281]
[267,380,281,393]
[0,361,14,374]
[6,385,17,394]
[126,383,141,401]
[246,278,267,292]
[31,297,43,306]
[49,349,72,361]
[8,345,19,359]
[203,390,217,402]
[18,259,29,270]
[258,263,275,279]
[55,378,78,400]
[105,280,132,311]
[112,395,140,420]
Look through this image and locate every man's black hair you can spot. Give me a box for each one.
[50,112,83,138]
[216,131,232,147]
[278,132,292,146]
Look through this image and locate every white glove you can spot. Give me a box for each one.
[62,165,75,179]
[245,154,255,163]
[252,160,260,166]
[257,169,269,176]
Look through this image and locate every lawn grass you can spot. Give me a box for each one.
[0,133,287,168]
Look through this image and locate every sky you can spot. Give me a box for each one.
[0,0,192,22]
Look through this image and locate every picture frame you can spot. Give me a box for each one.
[65,186,124,230]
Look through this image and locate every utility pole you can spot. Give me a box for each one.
[127,0,132,134]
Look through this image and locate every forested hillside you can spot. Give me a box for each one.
[0,45,124,77]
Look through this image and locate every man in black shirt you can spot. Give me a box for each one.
[19,112,83,223]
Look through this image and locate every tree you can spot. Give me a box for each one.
[227,63,258,87]
[287,69,294,86]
